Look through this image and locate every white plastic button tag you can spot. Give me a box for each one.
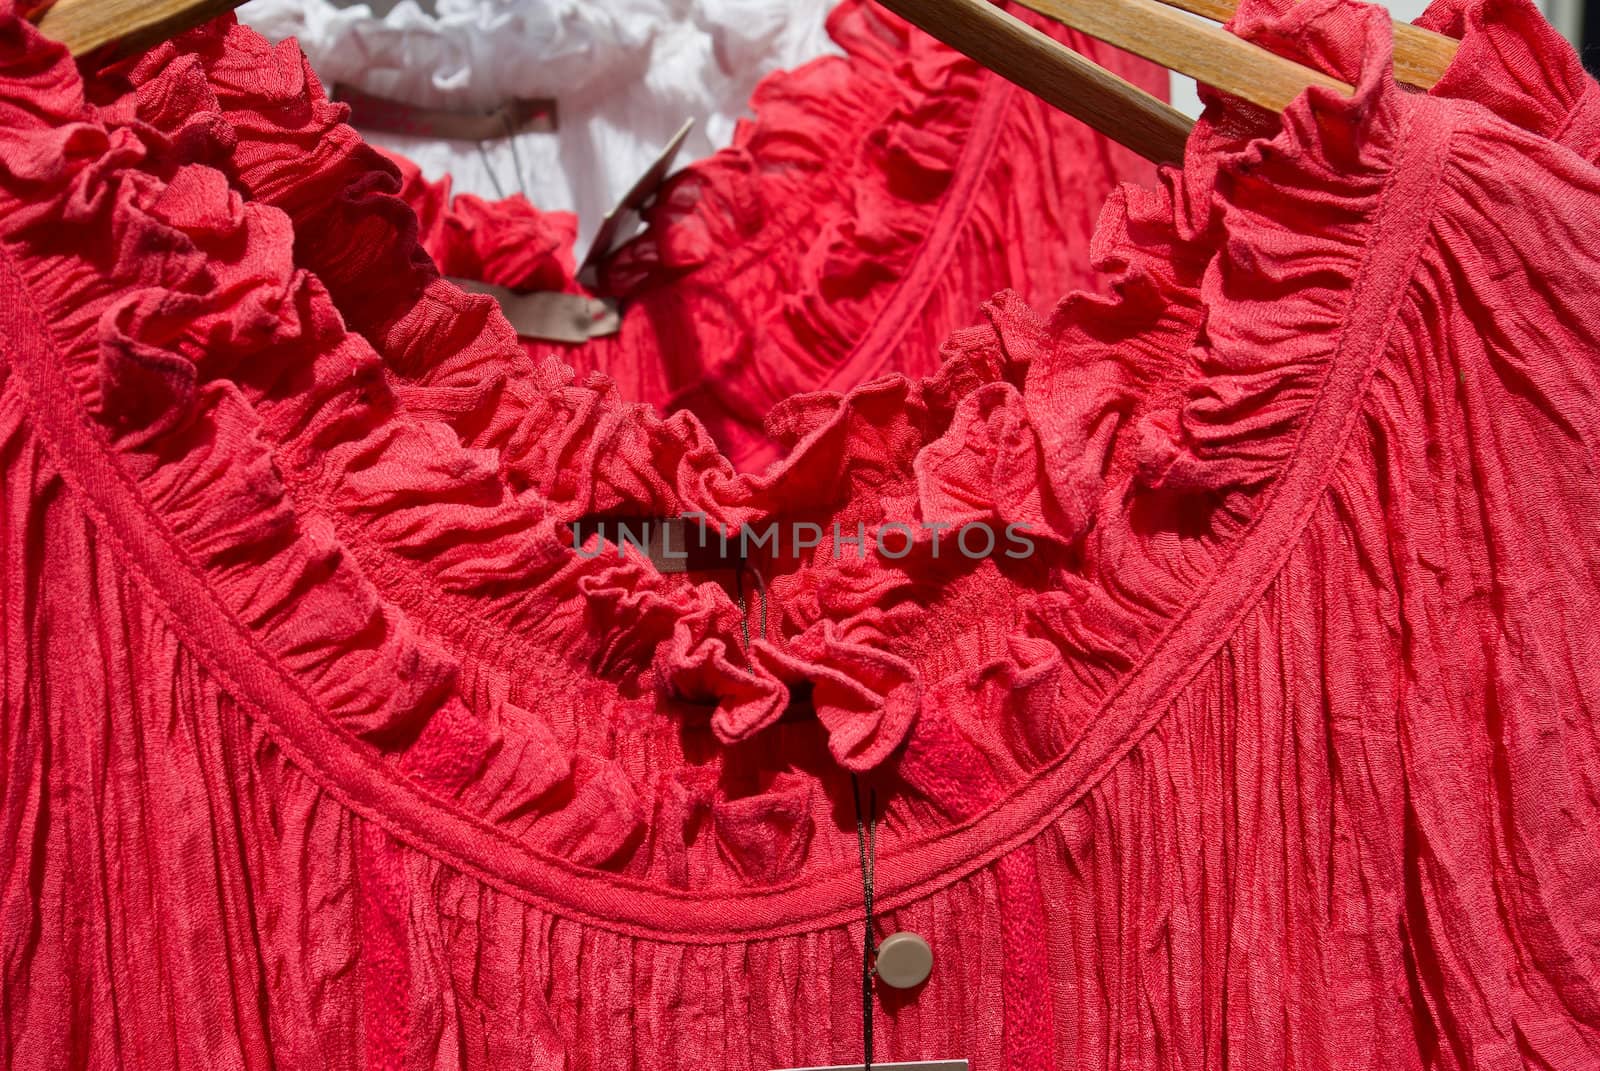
[874,932,933,989]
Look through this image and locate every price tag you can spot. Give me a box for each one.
[445,279,620,343]
[331,84,557,140]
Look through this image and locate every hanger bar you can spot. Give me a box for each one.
[32,0,245,57]
[1150,0,1458,88]
[876,0,1194,164]
[1012,0,1353,111]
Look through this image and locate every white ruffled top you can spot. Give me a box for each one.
[236,0,838,248]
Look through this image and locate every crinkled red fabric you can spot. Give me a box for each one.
[4,0,1600,1068]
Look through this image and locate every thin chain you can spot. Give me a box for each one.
[852,775,877,1071]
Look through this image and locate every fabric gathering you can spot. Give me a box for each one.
[1,0,1598,1068]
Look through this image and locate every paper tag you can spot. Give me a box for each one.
[771,1056,966,1062]
[447,278,620,343]
[577,118,695,280]
[332,83,557,140]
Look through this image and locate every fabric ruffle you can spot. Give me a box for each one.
[885,0,1418,766]
[398,159,582,293]
[4,14,829,880]
[88,11,1051,782]
[86,3,1158,792]
[1418,0,1600,157]
[2,46,664,858]
[67,0,1486,816]
[67,12,960,881]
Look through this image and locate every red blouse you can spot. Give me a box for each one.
[3,0,1600,1068]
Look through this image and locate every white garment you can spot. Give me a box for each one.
[236,0,839,249]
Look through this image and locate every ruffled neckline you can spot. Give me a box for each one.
[93,0,1169,782]
[4,0,1575,935]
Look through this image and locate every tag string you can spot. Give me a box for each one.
[499,109,530,202]
[734,557,768,653]
[852,774,877,1071]
[476,110,531,204]
[476,138,507,201]
[736,560,873,1068]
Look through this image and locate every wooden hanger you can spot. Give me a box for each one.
[1011,0,1355,111]
[875,0,1196,163]
[32,0,244,57]
[880,0,1461,165]
[1149,0,1459,89]
[878,0,1353,159]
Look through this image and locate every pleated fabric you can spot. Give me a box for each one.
[3,0,1600,1069]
